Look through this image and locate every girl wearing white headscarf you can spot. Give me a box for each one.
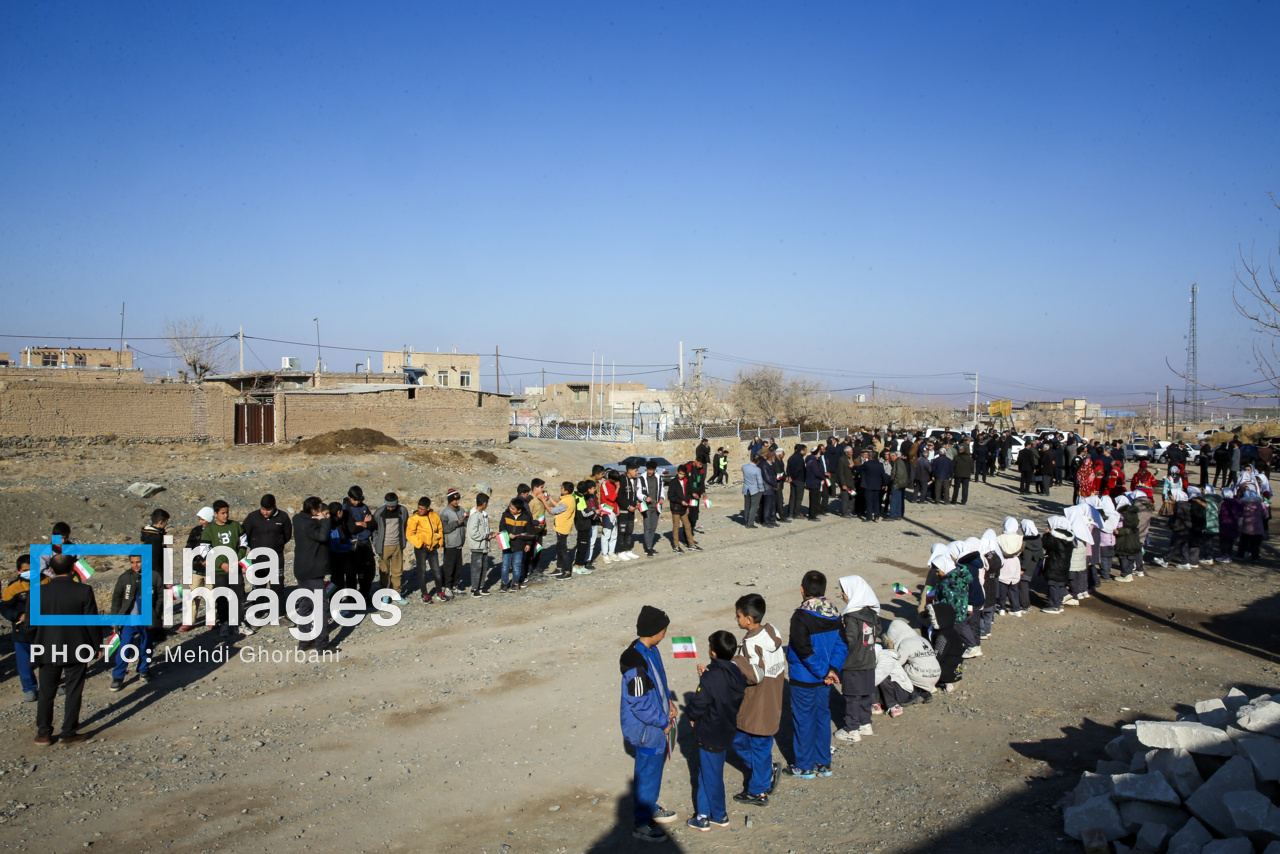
[1218,487,1243,564]
[1153,488,1194,569]
[1237,488,1270,563]
[925,548,973,693]
[1061,505,1093,602]
[1094,496,1121,586]
[834,575,881,741]
[996,518,1025,616]
[1113,494,1141,581]
[975,530,1003,644]
[1040,516,1074,613]
[954,538,986,656]
[1013,520,1043,614]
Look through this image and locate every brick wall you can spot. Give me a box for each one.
[0,367,146,383]
[0,382,236,442]
[278,386,509,445]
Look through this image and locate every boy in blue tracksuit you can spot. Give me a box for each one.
[686,630,747,832]
[620,605,679,844]
[784,570,848,779]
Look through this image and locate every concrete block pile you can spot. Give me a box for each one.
[1064,688,1280,853]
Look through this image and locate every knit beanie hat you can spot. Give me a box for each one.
[636,605,670,637]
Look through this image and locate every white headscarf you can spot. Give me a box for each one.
[946,541,965,560]
[1099,496,1120,534]
[1020,519,1039,537]
[1187,486,1202,499]
[980,529,1000,556]
[929,543,956,575]
[1170,489,1188,502]
[1003,516,1019,534]
[1125,490,1146,504]
[961,536,983,557]
[1047,515,1070,533]
[1223,487,1237,499]
[1115,495,1131,509]
[839,574,880,615]
[1063,505,1093,543]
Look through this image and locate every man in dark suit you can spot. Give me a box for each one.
[32,554,102,745]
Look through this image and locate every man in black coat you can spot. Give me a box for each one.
[785,444,807,520]
[973,440,989,484]
[243,494,293,596]
[31,555,102,745]
[1017,444,1038,494]
[292,496,333,652]
[857,450,887,521]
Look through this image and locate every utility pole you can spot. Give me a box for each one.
[679,341,684,386]
[589,350,595,424]
[1186,284,1200,423]
[495,346,500,396]
[964,372,979,428]
[239,325,244,373]
[691,347,706,382]
[540,367,545,394]
[611,360,616,423]
[118,303,125,367]
[313,318,321,374]
[871,381,876,402]
[1166,384,1172,440]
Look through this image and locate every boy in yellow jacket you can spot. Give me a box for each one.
[407,497,446,602]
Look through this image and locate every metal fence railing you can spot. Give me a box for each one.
[511,419,857,445]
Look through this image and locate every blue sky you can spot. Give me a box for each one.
[1,1,1278,408]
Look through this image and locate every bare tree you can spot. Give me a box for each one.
[727,365,788,424]
[163,316,234,380]
[1230,196,1280,397]
[669,372,729,427]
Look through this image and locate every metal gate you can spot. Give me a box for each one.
[234,402,275,445]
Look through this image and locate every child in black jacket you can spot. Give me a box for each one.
[834,575,880,743]
[687,631,746,832]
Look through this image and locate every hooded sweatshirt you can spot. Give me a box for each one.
[1019,519,1044,580]
[884,619,939,692]
[733,623,788,737]
[838,575,880,672]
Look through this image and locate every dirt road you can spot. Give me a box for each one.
[1,440,1276,854]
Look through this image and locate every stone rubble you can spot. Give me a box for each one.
[1064,686,1280,853]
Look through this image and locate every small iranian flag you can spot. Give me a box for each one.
[638,499,649,514]
[671,636,697,659]
[497,531,512,551]
[105,631,121,659]
[238,558,253,575]
[73,558,95,581]
[324,582,337,599]
[891,583,911,597]
[170,584,185,602]
[702,497,713,508]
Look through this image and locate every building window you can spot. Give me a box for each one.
[41,352,57,366]
[437,370,449,387]
[573,390,581,403]
[74,353,87,367]
[459,370,471,388]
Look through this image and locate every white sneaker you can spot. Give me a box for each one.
[1175,564,1193,570]
[1115,575,1133,583]
[858,724,874,736]
[239,625,256,636]
[962,647,983,659]
[1011,610,1025,617]
[601,554,615,564]
[834,728,861,742]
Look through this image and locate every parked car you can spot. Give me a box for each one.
[1124,443,1152,462]
[603,456,678,481]
[1152,442,1201,466]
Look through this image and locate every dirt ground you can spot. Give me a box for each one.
[0,439,1277,854]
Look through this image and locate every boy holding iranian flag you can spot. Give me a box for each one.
[108,554,153,691]
[619,606,679,844]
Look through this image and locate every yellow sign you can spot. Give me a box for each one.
[987,399,1012,418]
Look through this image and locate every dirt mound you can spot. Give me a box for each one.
[293,428,402,455]
[472,449,499,464]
